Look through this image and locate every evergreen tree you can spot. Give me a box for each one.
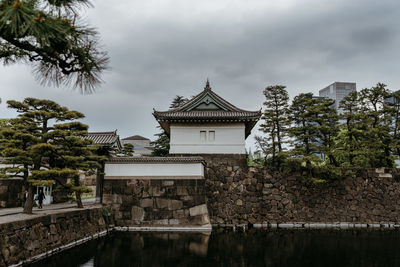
[288,93,319,159]
[358,83,393,167]
[308,97,339,166]
[48,122,105,208]
[0,0,109,93]
[0,98,100,213]
[288,93,339,169]
[387,90,400,158]
[119,143,134,156]
[258,85,290,166]
[151,95,188,157]
[334,91,363,166]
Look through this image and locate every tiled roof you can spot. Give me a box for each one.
[152,81,261,137]
[122,135,150,141]
[153,81,261,122]
[87,131,122,149]
[153,110,261,120]
[107,156,205,164]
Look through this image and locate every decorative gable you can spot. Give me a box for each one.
[187,93,228,111]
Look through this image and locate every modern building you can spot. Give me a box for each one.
[153,80,261,154]
[319,82,356,113]
[121,135,153,156]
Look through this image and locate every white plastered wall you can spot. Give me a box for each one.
[104,162,204,179]
[169,123,246,154]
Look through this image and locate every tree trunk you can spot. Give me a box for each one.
[74,175,84,208]
[75,191,83,208]
[23,184,34,214]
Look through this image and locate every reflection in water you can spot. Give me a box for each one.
[30,229,400,267]
[79,257,94,267]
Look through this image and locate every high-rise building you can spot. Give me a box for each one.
[319,82,356,113]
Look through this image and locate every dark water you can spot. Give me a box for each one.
[29,229,400,267]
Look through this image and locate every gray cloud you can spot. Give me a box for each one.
[1,0,400,149]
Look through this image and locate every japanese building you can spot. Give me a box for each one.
[153,80,261,154]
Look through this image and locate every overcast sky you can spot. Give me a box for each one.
[1,0,399,150]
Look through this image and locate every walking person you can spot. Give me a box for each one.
[38,188,45,209]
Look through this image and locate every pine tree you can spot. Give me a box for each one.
[258,85,290,166]
[387,90,400,158]
[0,98,101,213]
[151,95,188,157]
[48,122,105,208]
[308,97,339,166]
[0,0,109,93]
[359,83,393,167]
[335,91,363,166]
[288,93,339,169]
[289,93,318,159]
[119,143,134,156]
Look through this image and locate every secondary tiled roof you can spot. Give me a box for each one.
[122,135,150,141]
[87,131,122,149]
[107,156,205,164]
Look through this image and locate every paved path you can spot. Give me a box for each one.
[0,199,100,225]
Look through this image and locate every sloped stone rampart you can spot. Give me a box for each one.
[0,206,107,267]
[103,179,209,226]
[204,158,400,225]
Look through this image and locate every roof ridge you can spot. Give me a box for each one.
[88,131,117,135]
[122,135,149,140]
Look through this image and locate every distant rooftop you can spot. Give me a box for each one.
[87,130,122,149]
[122,135,150,141]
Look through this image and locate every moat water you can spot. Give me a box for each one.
[30,229,400,267]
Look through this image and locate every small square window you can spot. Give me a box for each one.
[200,131,206,142]
[209,131,215,141]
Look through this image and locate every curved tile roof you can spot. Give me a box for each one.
[107,156,205,164]
[153,81,261,121]
[153,110,261,120]
[152,81,261,137]
[87,130,122,149]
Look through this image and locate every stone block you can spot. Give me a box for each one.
[131,206,145,221]
[168,200,183,211]
[169,219,181,225]
[140,198,153,208]
[163,181,174,186]
[156,198,169,209]
[236,199,243,206]
[50,224,57,235]
[153,219,169,225]
[189,204,208,217]
[0,186,7,194]
[150,187,165,197]
[177,186,188,196]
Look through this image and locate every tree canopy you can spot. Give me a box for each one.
[257,85,290,166]
[0,98,102,213]
[0,0,109,93]
[257,83,399,182]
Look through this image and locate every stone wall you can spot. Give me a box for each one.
[103,179,209,226]
[0,206,107,267]
[205,160,400,225]
[0,179,24,208]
